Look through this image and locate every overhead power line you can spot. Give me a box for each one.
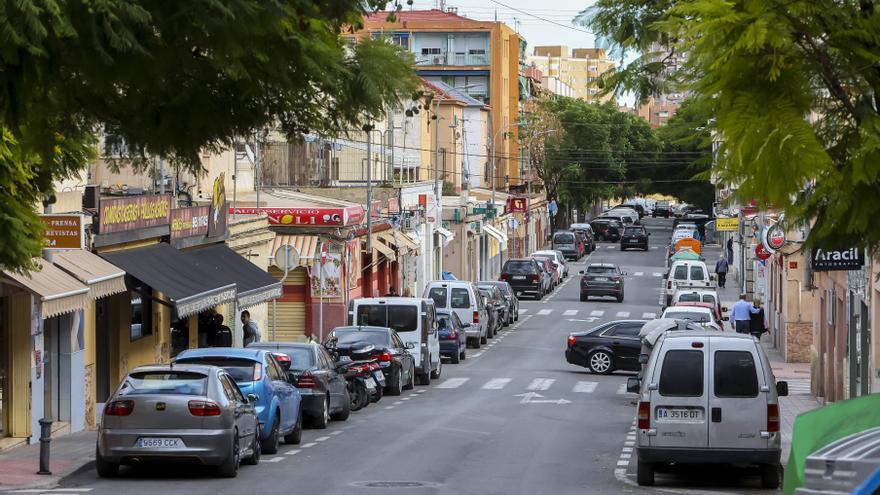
[486,0,594,35]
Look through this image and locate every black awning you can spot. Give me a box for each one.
[100,243,237,318]
[183,244,282,309]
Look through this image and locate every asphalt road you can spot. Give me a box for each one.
[51,218,778,495]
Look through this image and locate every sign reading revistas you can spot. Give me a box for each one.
[40,214,84,249]
[98,196,172,234]
[170,206,210,239]
[812,248,865,271]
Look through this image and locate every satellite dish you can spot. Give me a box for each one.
[273,245,300,271]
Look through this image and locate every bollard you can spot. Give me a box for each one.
[37,418,52,475]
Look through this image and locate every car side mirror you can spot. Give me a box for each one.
[405,342,416,349]
[626,377,641,394]
[638,354,649,364]
[247,393,260,403]
[776,381,789,397]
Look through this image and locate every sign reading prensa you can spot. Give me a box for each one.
[812,248,865,271]
[40,214,84,249]
[99,196,172,234]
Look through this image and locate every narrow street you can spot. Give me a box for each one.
[49,218,777,495]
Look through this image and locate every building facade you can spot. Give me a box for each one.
[527,46,615,103]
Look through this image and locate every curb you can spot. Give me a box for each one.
[0,458,95,492]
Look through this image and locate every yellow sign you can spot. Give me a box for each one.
[716,217,740,231]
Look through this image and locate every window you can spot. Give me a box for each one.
[273,346,315,372]
[219,374,239,402]
[553,233,575,244]
[502,261,536,274]
[690,266,706,280]
[451,288,471,309]
[356,305,419,333]
[332,329,392,347]
[673,265,688,280]
[266,356,285,380]
[587,265,616,274]
[679,293,701,303]
[623,227,643,236]
[714,351,759,397]
[128,278,153,341]
[119,371,208,396]
[421,47,442,55]
[702,294,717,305]
[658,350,704,397]
[663,310,711,323]
[605,324,640,338]
[427,287,448,308]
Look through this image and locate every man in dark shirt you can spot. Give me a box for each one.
[750,300,767,340]
[211,314,233,347]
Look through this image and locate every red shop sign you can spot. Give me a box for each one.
[507,197,527,213]
[229,206,365,227]
[755,243,772,261]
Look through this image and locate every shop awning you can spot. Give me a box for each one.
[483,224,508,250]
[3,258,90,318]
[183,244,283,309]
[54,250,127,300]
[435,226,455,247]
[368,237,397,261]
[100,243,236,318]
[271,235,318,266]
[376,231,419,255]
[394,231,421,253]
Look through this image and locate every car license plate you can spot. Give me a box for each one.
[364,377,376,390]
[137,437,183,449]
[594,277,608,282]
[628,239,638,243]
[655,407,703,422]
[373,371,385,382]
[512,275,526,280]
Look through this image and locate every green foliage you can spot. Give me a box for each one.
[0,0,418,271]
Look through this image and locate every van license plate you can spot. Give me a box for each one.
[512,276,526,280]
[137,437,183,449]
[656,407,703,422]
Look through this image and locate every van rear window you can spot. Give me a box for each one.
[450,288,471,309]
[503,261,536,274]
[714,351,759,397]
[355,305,419,332]
[690,266,706,280]
[673,266,688,280]
[427,287,447,308]
[553,233,575,244]
[658,350,704,397]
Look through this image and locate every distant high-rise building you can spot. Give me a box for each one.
[526,46,615,102]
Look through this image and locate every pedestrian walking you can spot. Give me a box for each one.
[715,255,729,288]
[750,300,768,340]
[726,237,734,264]
[211,314,233,347]
[731,293,760,333]
[386,286,398,297]
[241,310,261,347]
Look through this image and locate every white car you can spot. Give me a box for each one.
[531,250,567,280]
[670,288,723,310]
[660,306,722,331]
[664,260,713,305]
[605,207,640,225]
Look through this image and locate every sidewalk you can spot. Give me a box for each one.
[0,429,96,490]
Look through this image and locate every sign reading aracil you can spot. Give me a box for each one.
[812,247,865,271]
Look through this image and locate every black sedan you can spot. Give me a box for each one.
[580,263,626,302]
[249,341,350,428]
[590,218,622,242]
[565,320,647,374]
[323,326,416,396]
[620,226,650,251]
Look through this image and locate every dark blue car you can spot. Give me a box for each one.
[174,348,302,454]
[436,310,467,363]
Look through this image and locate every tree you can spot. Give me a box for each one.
[582,0,880,249]
[0,0,418,272]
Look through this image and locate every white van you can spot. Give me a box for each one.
[664,260,712,305]
[629,331,788,489]
[423,281,489,348]
[348,297,441,385]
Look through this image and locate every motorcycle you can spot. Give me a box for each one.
[332,342,386,411]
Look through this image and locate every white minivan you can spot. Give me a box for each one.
[629,331,788,489]
[664,260,712,306]
[423,281,489,348]
[348,297,441,385]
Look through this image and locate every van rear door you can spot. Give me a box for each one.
[708,338,769,449]
[648,336,709,448]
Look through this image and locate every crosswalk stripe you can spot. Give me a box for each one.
[617,384,628,394]
[527,378,556,391]
[563,309,578,316]
[519,309,529,314]
[537,309,552,315]
[633,272,644,277]
[642,312,656,319]
[590,310,604,317]
[482,378,512,390]
[436,377,469,389]
[652,272,663,277]
[607,245,616,249]
[573,381,598,393]
[616,311,630,317]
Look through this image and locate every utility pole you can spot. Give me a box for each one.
[255,135,261,209]
[433,99,442,280]
[365,126,374,258]
[158,157,165,195]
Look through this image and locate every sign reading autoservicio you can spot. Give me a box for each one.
[812,247,865,271]
[228,206,365,226]
[40,214,84,249]
[98,196,172,234]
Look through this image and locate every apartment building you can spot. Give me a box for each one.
[527,46,615,103]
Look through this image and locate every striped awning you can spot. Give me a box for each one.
[270,235,319,266]
[54,250,127,300]
[376,231,418,255]
[364,237,396,261]
[390,231,421,253]
[3,258,90,318]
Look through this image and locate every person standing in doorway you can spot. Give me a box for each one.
[726,237,734,264]
[386,286,398,297]
[731,293,760,333]
[750,300,768,340]
[212,314,233,347]
[241,310,261,347]
[715,255,729,288]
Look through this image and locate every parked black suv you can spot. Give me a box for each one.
[620,226,650,251]
[590,218,622,242]
[500,259,545,299]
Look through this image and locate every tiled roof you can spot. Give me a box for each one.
[365,9,478,23]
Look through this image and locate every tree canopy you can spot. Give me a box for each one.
[581,0,880,249]
[1,0,418,271]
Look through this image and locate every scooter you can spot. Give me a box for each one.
[333,342,386,410]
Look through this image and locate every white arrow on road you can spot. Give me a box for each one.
[514,392,572,405]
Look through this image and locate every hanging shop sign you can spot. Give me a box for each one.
[98,195,172,234]
[40,214,85,249]
[207,173,228,239]
[170,206,210,239]
[763,224,786,252]
[812,248,865,271]
[507,196,527,213]
[755,243,772,261]
[229,205,366,227]
[715,217,740,232]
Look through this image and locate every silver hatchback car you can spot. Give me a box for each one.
[97,364,261,478]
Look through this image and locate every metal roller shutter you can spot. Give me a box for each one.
[267,267,308,342]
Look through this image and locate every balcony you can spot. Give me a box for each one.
[415,51,489,67]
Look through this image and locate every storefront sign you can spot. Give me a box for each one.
[229,205,366,227]
[764,224,786,251]
[208,173,228,239]
[507,197,527,213]
[387,197,400,215]
[812,248,865,271]
[716,217,740,232]
[98,195,172,234]
[755,243,772,261]
[40,214,84,249]
[311,252,341,297]
[170,206,210,239]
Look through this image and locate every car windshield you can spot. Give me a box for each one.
[266,347,315,372]
[624,228,643,236]
[119,371,209,396]
[664,310,711,322]
[174,358,257,383]
[355,305,419,333]
[504,261,536,274]
[554,233,575,244]
[436,314,454,329]
[678,293,701,302]
[332,330,391,347]
[587,266,616,274]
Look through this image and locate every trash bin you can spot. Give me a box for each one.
[795,426,880,494]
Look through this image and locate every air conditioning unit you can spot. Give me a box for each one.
[433,56,445,65]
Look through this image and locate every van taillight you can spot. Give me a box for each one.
[667,280,672,289]
[767,404,780,433]
[105,400,134,416]
[473,311,480,323]
[637,401,651,429]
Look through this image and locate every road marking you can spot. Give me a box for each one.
[8,491,94,494]
[622,447,633,453]
[537,309,552,315]
[616,311,630,317]
[518,309,529,314]
[436,377,470,389]
[285,449,302,455]
[652,272,663,277]
[617,384,628,394]
[301,442,318,448]
[384,406,394,409]
[401,397,411,401]
[607,245,616,249]
[642,312,656,319]
[514,392,571,404]
[472,352,484,358]
[633,272,644,277]
[624,441,634,447]
[526,378,556,391]
[651,246,659,250]
[563,309,578,316]
[590,310,604,317]
[264,456,285,463]
[573,381,598,393]
[617,460,630,466]
[393,401,403,405]
[482,378,512,390]
[330,430,343,435]
[315,436,330,442]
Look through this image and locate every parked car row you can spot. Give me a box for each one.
[500,249,573,300]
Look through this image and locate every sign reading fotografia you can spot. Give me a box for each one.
[811,247,865,271]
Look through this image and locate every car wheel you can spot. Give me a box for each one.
[418,370,431,386]
[636,461,654,486]
[331,389,351,421]
[217,430,240,478]
[370,382,383,403]
[403,364,416,390]
[480,333,487,345]
[243,423,261,465]
[283,407,303,444]
[311,395,330,429]
[620,245,625,251]
[474,336,482,348]
[95,444,119,478]
[386,368,403,395]
[580,293,588,302]
[617,294,624,303]
[261,415,280,454]
[450,348,461,364]
[460,347,467,361]
[430,359,442,379]
[588,350,615,375]
[760,464,780,489]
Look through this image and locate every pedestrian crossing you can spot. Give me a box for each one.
[435,376,635,395]
[518,308,657,320]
